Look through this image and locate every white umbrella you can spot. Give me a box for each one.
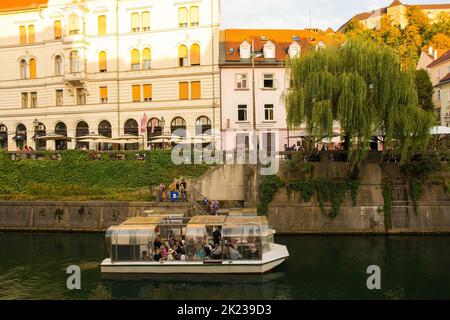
[176,137,207,145]
[430,126,450,135]
[78,133,111,141]
[35,133,73,141]
[150,133,183,142]
[113,134,140,143]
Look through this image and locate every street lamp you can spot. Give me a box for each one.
[160,117,166,149]
[33,118,39,149]
[251,39,263,156]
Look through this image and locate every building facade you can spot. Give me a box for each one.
[219,29,332,152]
[428,50,450,126]
[338,0,450,32]
[0,0,221,151]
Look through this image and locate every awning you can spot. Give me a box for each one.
[35,133,73,141]
[12,135,26,141]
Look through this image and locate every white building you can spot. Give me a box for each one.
[0,0,220,151]
[219,29,332,152]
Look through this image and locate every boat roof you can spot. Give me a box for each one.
[188,215,227,225]
[224,216,268,225]
[122,216,162,226]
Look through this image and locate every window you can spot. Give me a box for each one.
[54,20,62,39]
[131,49,140,70]
[56,90,63,106]
[98,15,106,35]
[178,7,188,27]
[131,12,140,32]
[70,51,80,72]
[99,51,107,72]
[238,105,248,121]
[142,11,150,31]
[263,74,275,89]
[69,14,80,35]
[19,26,27,44]
[30,92,37,108]
[190,6,199,26]
[143,84,152,101]
[263,41,275,59]
[178,45,188,66]
[239,41,251,59]
[190,44,200,66]
[142,48,151,69]
[179,82,189,100]
[55,55,63,75]
[236,74,248,89]
[191,81,201,99]
[264,104,274,121]
[29,58,36,79]
[132,85,141,102]
[100,86,108,104]
[20,59,27,79]
[28,25,35,43]
[77,88,86,105]
[21,93,28,108]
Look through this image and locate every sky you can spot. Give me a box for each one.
[221,0,450,31]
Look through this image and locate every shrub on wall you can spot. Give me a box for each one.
[257,175,285,216]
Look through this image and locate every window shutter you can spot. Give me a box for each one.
[179,82,189,100]
[132,85,141,102]
[142,11,150,30]
[178,45,188,59]
[143,84,152,100]
[54,20,62,39]
[190,44,200,65]
[69,14,79,33]
[29,59,37,79]
[191,81,201,99]
[142,48,151,61]
[99,51,107,71]
[19,26,27,44]
[98,15,106,35]
[190,6,199,25]
[28,25,35,43]
[131,13,140,31]
[131,49,140,67]
[178,7,188,26]
[100,87,108,99]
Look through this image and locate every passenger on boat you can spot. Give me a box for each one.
[248,244,259,259]
[212,227,222,246]
[204,242,212,256]
[153,248,163,262]
[194,245,206,259]
[153,236,163,249]
[211,244,223,260]
[141,251,151,261]
[167,248,176,261]
[247,229,256,244]
[228,244,242,260]
[161,245,168,258]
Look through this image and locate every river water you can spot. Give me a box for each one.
[0,233,449,300]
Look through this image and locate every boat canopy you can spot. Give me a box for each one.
[188,215,226,226]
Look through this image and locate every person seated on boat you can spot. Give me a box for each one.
[210,244,223,260]
[141,251,151,261]
[161,245,168,259]
[153,236,163,249]
[153,248,163,262]
[212,227,222,246]
[248,244,260,259]
[228,244,242,260]
[166,248,176,261]
[194,245,206,260]
[204,242,212,256]
[247,229,257,244]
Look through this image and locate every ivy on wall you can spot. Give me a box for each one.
[257,175,285,216]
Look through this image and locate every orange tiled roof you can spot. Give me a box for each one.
[428,49,450,68]
[222,29,334,63]
[0,0,47,12]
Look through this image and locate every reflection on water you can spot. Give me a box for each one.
[0,233,449,300]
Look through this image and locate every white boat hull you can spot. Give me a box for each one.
[101,244,289,274]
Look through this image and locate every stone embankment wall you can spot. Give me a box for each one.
[0,201,190,232]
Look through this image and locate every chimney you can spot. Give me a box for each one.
[428,46,433,55]
[434,49,438,60]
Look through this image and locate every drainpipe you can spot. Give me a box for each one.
[211,0,217,150]
[116,0,120,141]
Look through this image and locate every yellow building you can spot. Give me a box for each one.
[338,0,450,32]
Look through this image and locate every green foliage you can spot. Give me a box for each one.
[409,180,423,215]
[0,150,210,200]
[382,183,393,230]
[285,39,434,172]
[287,178,360,218]
[257,175,285,216]
[415,70,435,112]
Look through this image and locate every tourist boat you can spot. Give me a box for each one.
[100,214,289,274]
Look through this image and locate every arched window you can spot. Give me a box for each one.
[99,51,107,72]
[131,12,140,32]
[15,124,27,149]
[98,120,112,138]
[70,50,80,73]
[55,122,67,150]
[0,124,8,150]
[28,25,35,43]
[190,6,199,26]
[54,20,62,39]
[195,116,212,135]
[190,44,200,66]
[55,55,63,76]
[20,59,27,79]
[178,45,188,67]
[29,58,37,79]
[142,11,150,31]
[68,14,80,35]
[131,49,140,70]
[76,121,89,149]
[263,41,275,59]
[142,48,151,69]
[171,117,187,137]
[98,15,106,35]
[178,7,188,27]
[124,119,139,136]
[147,118,162,141]
[34,122,46,150]
[239,41,251,60]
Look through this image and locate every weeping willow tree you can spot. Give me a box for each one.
[284,39,434,172]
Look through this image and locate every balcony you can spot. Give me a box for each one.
[64,71,86,86]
